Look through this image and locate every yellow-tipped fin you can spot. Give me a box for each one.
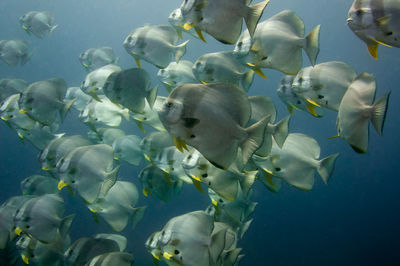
[17,132,24,139]
[135,58,142,68]
[265,175,275,187]
[367,42,379,59]
[252,66,268,79]
[183,23,194,31]
[21,254,29,264]
[1,116,8,121]
[211,199,218,206]
[305,98,321,107]
[200,80,208,85]
[144,154,151,162]
[57,180,68,190]
[195,28,206,42]
[151,251,160,260]
[192,179,205,193]
[142,188,148,197]
[172,135,188,152]
[15,227,23,236]
[305,102,319,117]
[134,120,146,133]
[19,109,27,114]
[327,135,340,140]
[190,174,201,182]
[41,167,50,171]
[163,252,174,260]
[262,168,273,175]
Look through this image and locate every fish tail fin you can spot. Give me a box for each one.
[101,165,120,196]
[61,98,76,122]
[146,85,158,109]
[60,214,75,238]
[245,0,270,37]
[240,171,256,196]
[241,115,270,165]
[209,228,227,264]
[241,70,255,92]
[174,40,189,63]
[50,24,58,34]
[273,115,291,148]
[239,219,253,238]
[130,206,147,230]
[371,92,390,135]
[317,153,340,184]
[304,24,321,66]
[224,248,243,265]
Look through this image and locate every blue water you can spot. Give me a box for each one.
[1,0,400,265]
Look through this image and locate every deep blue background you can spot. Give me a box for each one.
[1,0,399,265]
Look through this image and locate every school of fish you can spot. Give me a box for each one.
[0,0,394,265]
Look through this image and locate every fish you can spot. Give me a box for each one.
[158,82,270,169]
[0,79,27,103]
[234,9,320,76]
[150,210,226,266]
[20,175,59,196]
[80,95,130,128]
[56,144,119,204]
[252,133,340,191]
[19,11,57,38]
[64,87,92,112]
[39,135,92,172]
[112,135,143,166]
[0,93,36,131]
[0,40,32,66]
[207,188,257,238]
[131,96,167,132]
[157,60,199,92]
[64,234,126,266]
[16,232,70,266]
[123,25,189,69]
[85,252,134,266]
[81,64,121,101]
[168,8,205,41]
[13,194,75,244]
[88,127,126,145]
[103,67,158,114]
[248,95,290,156]
[277,75,324,117]
[180,0,270,44]
[86,181,146,232]
[255,168,283,193]
[16,123,60,150]
[79,46,118,72]
[19,77,74,126]
[347,0,400,59]
[291,61,358,111]
[192,51,255,91]
[336,72,390,153]
[140,131,174,163]
[0,195,33,249]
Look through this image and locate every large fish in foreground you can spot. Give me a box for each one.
[158,83,270,169]
[347,0,400,59]
[180,0,270,44]
[336,72,390,153]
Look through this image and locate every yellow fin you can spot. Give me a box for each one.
[177,29,184,40]
[192,179,205,193]
[305,98,321,107]
[114,157,119,160]
[327,135,340,140]
[183,23,194,31]
[135,58,142,68]
[21,254,29,264]
[57,180,68,190]
[1,116,8,121]
[41,167,50,171]
[265,176,275,187]
[211,199,218,206]
[89,207,97,213]
[195,27,206,43]
[305,102,319,117]
[19,109,27,114]
[200,80,208,85]
[135,120,146,133]
[190,174,201,182]
[374,38,392,47]
[163,252,174,260]
[15,227,23,236]
[172,135,188,152]
[376,14,391,27]
[367,42,379,59]
[262,168,273,175]
[144,154,152,162]
[252,67,268,79]
[142,188,148,197]
[151,251,160,260]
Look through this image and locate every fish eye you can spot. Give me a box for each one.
[166,102,173,108]
[355,9,363,16]
[174,250,180,255]
[202,173,207,178]
[190,134,195,138]
[275,167,281,171]
[219,199,223,203]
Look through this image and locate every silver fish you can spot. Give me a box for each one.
[79,46,118,72]
[0,40,32,66]
[19,11,57,38]
[157,60,199,92]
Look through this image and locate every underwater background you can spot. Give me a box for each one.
[1,0,399,265]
